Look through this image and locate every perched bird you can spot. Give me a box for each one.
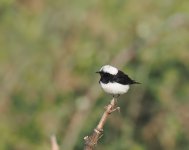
[96,65,140,97]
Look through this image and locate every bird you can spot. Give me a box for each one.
[96,65,140,98]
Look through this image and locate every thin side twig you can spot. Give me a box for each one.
[84,98,119,150]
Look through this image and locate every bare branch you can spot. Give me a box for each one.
[84,98,119,150]
[51,135,59,150]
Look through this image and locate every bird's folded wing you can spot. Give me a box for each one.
[114,70,137,85]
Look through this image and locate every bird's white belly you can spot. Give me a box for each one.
[100,82,129,95]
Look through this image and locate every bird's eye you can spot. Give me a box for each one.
[103,73,109,77]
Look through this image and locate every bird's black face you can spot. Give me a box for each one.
[96,71,114,84]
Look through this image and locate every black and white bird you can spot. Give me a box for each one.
[96,65,140,97]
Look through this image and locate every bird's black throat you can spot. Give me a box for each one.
[99,72,114,84]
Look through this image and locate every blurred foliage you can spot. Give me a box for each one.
[0,0,189,150]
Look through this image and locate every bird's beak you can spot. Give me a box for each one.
[96,71,100,74]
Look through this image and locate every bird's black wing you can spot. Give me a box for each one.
[114,70,140,85]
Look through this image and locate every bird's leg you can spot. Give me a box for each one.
[114,94,120,107]
[111,94,117,105]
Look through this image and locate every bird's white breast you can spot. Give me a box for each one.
[100,81,129,95]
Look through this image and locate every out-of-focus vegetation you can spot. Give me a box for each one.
[0,0,189,150]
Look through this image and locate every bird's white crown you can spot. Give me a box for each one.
[100,65,118,75]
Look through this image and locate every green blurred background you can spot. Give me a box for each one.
[0,0,189,150]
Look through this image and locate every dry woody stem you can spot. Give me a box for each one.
[84,98,119,150]
[51,135,59,150]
